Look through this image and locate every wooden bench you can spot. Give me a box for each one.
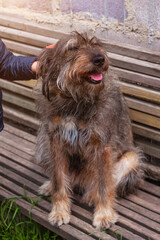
[0,14,159,180]
[0,14,160,240]
[1,123,160,240]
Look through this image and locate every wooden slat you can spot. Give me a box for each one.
[132,123,160,142]
[103,41,160,64]
[0,79,36,100]
[117,204,160,233]
[108,52,160,78]
[143,162,160,181]
[0,148,44,176]
[4,123,36,143]
[0,188,94,240]
[1,156,46,185]
[1,151,159,240]
[3,104,39,130]
[136,190,160,206]
[1,141,33,161]
[130,109,160,129]
[125,96,160,117]
[1,169,158,240]
[126,194,160,214]
[0,134,34,156]
[119,81,160,103]
[141,181,160,198]
[119,198,160,223]
[0,176,116,239]
[1,130,34,151]
[1,15,160,64]
[0,15,66,40]
[2,90,36,112]
[0,26,57,48]
[111,67,160,89]
[118,215,160,240]
[135,139,160,159]
[3,39,41,56]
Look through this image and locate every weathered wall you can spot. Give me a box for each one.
[0,0,160,50]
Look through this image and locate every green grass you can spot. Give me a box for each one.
[0,198,62,240]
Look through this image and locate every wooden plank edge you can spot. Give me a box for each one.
[119,81,160,103]
[3,104,39,130]
[111,67,160,89]
[132,123,160,142]
[0,78,37,100]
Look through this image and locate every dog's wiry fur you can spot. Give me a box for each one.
[35,32,143,230]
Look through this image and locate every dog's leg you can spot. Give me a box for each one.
[39,180,51,196]
[113,151,143,197]
[92,147,118,230]
[48,144,71,227]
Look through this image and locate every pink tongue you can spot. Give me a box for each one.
[89,73,102,81]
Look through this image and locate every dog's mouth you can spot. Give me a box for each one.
[87,73,103,84]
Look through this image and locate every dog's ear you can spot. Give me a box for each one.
[37,46,60,100]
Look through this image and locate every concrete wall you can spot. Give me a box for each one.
[0,0,160,50]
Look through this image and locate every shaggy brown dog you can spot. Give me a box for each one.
[35,32,143,230]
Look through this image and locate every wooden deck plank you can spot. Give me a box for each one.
[118,216,160,240]
[4,123,36,143]
[126,194,160,214]
[135,190,160,206]
[1,156,46,185]
[141,181,160,198]
[1,130,35,150]
[0,133,34,156]
[0,148,44,176]
[117,204,160,232]
[1,141,32,161]
[1,140,160,240]
[119,198,160,223]
[0,188,95,240]
[0,179,116,240]
[1,124,160,240]
[0,166,154,240]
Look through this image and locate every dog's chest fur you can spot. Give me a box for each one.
[49,115,104,151]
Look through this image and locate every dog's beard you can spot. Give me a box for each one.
[56,63,105,103]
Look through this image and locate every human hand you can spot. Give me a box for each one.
[31,61,38,73]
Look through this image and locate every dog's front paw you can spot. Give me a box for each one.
[38,181,51,196]
[93,208,118,230]
[48,209,70,227]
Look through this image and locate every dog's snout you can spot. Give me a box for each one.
[93,56,105,66]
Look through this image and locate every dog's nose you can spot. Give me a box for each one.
[93,56,105,66]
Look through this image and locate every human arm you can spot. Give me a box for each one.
[0,39,37,80]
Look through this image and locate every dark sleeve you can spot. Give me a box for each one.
[0,39,37,80]
[0,89,4,131]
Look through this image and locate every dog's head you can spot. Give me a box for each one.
[38,32,109,101]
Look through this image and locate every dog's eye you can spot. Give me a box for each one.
[69,46,79,51]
